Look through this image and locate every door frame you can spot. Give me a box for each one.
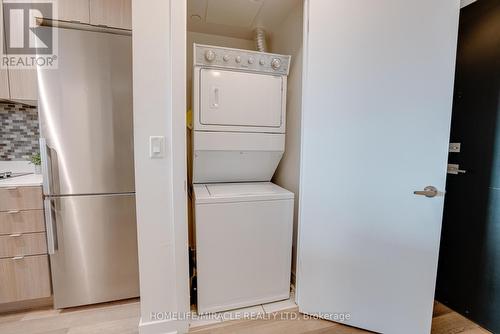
[295,0,309,308]
[132,1,190,333]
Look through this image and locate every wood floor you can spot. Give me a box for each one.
[0,299,491,334]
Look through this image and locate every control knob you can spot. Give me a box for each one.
[248,57,254,64]
[235,56,241,63]
[205,50,216,62]
[223,55,230,62]
[271,58,281,70]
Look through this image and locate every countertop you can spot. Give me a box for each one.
[0,173,43,187]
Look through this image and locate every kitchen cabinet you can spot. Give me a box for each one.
[0,187,43,211]
[0,210,45,235]
[56,0,90,23]
[0,255,51,304]
[1,0,37,103]
[0,0,9,100]
[90,0,131,30]
[0,186,51,305]
[7,69,38,102]
[0,0,132,104]
[0,69,9,100]
[0,233,47,258]
[0,0,92,104]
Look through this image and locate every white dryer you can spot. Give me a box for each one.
[193,182,294,314]
[192,44,291,183]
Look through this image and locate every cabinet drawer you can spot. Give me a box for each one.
[0,210,45,235]
[0,233,47,258]
[0,255,51,303]
[0,187,43,211]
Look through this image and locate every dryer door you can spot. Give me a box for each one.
[199,69,284,130]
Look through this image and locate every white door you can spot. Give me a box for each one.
[200,69,283,128]
[297,1,460,334]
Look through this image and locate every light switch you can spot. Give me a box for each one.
[149,136,165,159]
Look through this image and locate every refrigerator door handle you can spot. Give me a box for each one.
[39,137,52,196]
[40,138,57,254]
[44,198,58,254]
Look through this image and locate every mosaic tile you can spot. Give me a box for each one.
[0,102,40,160]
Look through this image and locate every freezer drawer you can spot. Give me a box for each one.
[47,194,139,308]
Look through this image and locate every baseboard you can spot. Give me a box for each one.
[0,296,53,314]
[139,316,189,334]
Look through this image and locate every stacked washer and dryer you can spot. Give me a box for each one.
[191,44,294,314]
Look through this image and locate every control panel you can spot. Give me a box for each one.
[194,44,291,76]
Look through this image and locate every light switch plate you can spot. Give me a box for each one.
[149,136,165,159]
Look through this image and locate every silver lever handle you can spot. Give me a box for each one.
[40,138,57,254]
[39,138,52,196]
[414,186,438,198]
[44,199,57,254]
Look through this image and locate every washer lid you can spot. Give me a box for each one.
[193,182,294,204]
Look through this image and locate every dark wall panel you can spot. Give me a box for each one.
[436,0,500,333]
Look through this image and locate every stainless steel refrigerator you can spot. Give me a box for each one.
[37,26,139,309]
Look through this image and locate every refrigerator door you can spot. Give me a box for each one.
[38,27,134,196]
[47,194,139,309]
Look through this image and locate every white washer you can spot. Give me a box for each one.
[193,182,294,314]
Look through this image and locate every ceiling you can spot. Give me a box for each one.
[187,0,301,40]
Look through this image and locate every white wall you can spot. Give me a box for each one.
[270,2,303,278]
[186,32,254,110]
[460,0,477,8]
[132,1,189,333]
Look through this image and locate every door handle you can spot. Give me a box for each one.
[210,86,220,108]
[44,198,58,254]
[39,138,52,195]
[414,186,438,198]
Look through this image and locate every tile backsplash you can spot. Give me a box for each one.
[0,102,39,161]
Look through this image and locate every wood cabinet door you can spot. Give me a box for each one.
[7,68,38,102]
[0,232,48,258]
[89,0,131,30]
[0,69,9,100]
[0,0,10,99]
[56,0,90,23]
[0,187,43,211]
[0,210,45,235]
[0,255,51,303]
[1,0,37,102]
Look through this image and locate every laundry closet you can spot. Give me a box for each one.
[132,1,462,333]
[185,0,304,314]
